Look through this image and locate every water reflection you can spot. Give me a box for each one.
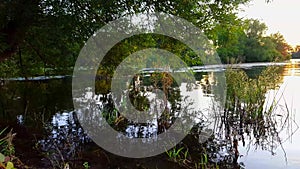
[237,64,300,169]
[283,63,300,76]
[0,64,299,168]
[0,78,84,168]
[71,70,222,158]
[37,111,89,168]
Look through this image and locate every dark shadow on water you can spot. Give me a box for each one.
[0,65,297,169]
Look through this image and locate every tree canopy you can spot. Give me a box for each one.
[214,19,292,63]
[0,0,292,77]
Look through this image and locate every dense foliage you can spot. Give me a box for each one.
[0,0,293,77]
[213,18,292,63]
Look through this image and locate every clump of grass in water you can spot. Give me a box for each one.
[225,66,282,121]
[221,66,292,164]
[176,66,290,169]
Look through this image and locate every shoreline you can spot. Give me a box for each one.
[0,62,294,81]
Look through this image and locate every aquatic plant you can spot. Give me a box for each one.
[0,128,18,169]
[176,66,291,169]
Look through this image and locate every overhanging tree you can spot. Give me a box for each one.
[0,0,277,76]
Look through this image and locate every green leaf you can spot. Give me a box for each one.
[175,147,184,156]
[0,127,7,136]
[6,161,14,169]
[0,153,5,163]
[204,154,208,163]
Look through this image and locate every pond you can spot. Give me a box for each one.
[0,63,299,169]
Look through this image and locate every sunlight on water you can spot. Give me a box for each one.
[239,64,300,169]
[1,64,300,168]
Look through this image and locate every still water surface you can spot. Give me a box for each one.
[0,63,299,168]
[239,64,300,169]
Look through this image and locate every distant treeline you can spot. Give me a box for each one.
[0,0,298,77]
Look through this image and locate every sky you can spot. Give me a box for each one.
[238,0,300,47]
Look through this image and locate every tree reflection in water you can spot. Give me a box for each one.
[73,67,296,168]
[210,66,297,168]
[1,66,297,168]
